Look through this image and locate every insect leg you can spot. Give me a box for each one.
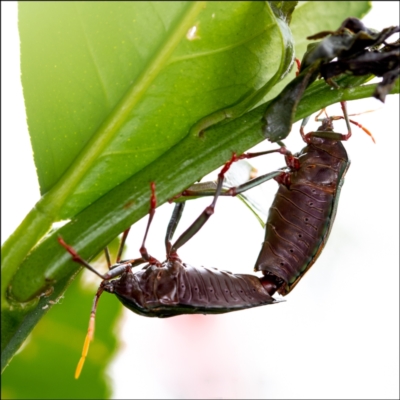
[179,147,291,198]
[116,227,131,262]
[340,101,352,138]
[170,153,240,254]
[169,146,301,254]
[114,186,168,267]
[112,227,149,268]
[331,101,375,142]
[302,101,375,142]
[58,236,108,280]
[58,236,132,378]
[223,170,284,196]
[138,182,161,265]
[104,247,112,269]
[165,202,186,257]
[295,58,301,77]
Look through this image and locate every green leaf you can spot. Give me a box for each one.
[2,0,293,374]
[291,1,371,60]
[8,1,398,391]
[270,1,298,24]
[20,1,287,218]
[1,242,122,399]
[1,273,122,399]
[2,0,291,312]
[9,75,398,319]
[264,1,372,101]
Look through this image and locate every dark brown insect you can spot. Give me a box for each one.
[180,101,373,297]
[59,170,279,377]
[59,102,372,378]
[256,103,374,295]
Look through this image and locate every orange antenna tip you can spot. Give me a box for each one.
[75,357,85,379]
[348,118,376,143]
[75,313,96,379]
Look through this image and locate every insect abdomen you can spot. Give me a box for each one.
[255,139,349,295]
[255,183,334,288]
[111,262,277,318]
[178,264,277,311]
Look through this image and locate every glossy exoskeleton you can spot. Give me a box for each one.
[257,103,375,295]
[105,261,277,318]
[59,164,279,377]
[257,105,353,295]
[60,102,372,378]
[181,101,374,297]
[60,184,280,321]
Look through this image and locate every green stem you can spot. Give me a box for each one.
[1,208,53,307]
[296,81,399,121]
[0,1,206,306]
[1,78,398,373]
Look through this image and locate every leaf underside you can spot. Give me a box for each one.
[7,2,397,399]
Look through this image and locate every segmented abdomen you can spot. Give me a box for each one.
[255,139,349,295]
[178,264,276,310]
[255,182,334,286]
[112,261,277,318]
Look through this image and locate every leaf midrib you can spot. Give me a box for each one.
[38,1,207,220]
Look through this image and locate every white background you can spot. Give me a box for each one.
[2,2,399,399]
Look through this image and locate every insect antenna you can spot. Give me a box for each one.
[75,286,104,379]
[59,183,159,378]
[312,102,375,142]
[330,115,376,143]
[58,237,110,378]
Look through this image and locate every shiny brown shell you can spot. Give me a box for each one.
[103,260,278,317]
[255,135,350,295]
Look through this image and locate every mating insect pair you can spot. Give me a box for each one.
[59,101,373,378]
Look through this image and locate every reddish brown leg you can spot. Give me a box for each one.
[169,153,241,254]
[104,247,112,269]
[169,150,295,254]
[58,184,164,379]
[295,58,301,77]
[178,147,298,198]
[116,227,131,262]
[302,101,375,143]
[168,146,302,250]
[165,202,185,259]
[138,182,161,266]
[329,110,375,142]
[58,237,107,280]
